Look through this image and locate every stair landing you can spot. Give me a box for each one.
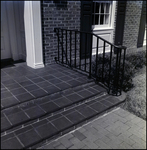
[1,63,125,149]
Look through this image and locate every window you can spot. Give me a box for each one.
[92,1,112,28]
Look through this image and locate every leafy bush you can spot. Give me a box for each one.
[92,50,146,93]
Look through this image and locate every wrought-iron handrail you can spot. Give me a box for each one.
[54,28,127,96]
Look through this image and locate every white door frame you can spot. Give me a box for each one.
[24,1,44,69]
[92,1,116,54]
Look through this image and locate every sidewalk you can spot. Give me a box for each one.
[38,108,146,149]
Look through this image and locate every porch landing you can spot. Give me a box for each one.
[1,62,125,149]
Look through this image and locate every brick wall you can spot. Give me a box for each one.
[41,1,81,65]
[123,1,143,53]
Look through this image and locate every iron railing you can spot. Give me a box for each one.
[54,28,127,96]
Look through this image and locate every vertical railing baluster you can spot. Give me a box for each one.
[120,48,126,95]
[85,33,87,71]
[75,31,77,68]
[95,37,99,78]
[57,29,59,61]
[102,41,105,82]
[66,30,67,64]
[61,29,63,63]
[79,32,81,70]
[108,45,113,94]
[89,34,92,78]
[114,48,119,95]
[70,30,72,67]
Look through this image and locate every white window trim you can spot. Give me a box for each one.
[92,1,116,31]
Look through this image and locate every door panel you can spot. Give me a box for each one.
[1,1,11,60]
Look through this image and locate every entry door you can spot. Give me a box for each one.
[1,1,11,60]
[91,1,116,54]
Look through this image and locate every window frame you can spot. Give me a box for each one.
[92,1,116,30]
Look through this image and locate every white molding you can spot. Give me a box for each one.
[24,1,44,69]
[33,63,45,69]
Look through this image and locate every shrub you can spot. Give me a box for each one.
[92,50,146,93]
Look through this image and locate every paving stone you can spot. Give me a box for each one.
[66,93,83,103]
[58,137,73,148]
[15,125,33,135]
[1,133,15,142]
[54,97,72,107]
[7,111,29,126]
[19,80,34,87]
[2,79,16,86]
[10,87,28,96]
[59,75,73,81]
[24,84,41,91]
[30,89,48,98]
[32,119,48,128]
[43,85,60,94]
[129,134,145,145]
[67,79,81,87]
[70,137,85,149]
[77,106,97,118]
[87,87,100,94]
[1,96,20,108]
[72,130,86,141]
[52,116,73,131]
[105,96,120,105]
[42,75,56,80]
[82,138,99,149]
[42,143,55,149]
[48,78,63,84]
[1,117,12,131]
[30,77,45,83]
[1,137,23,149]
[94,139,112,149]
[25,106,45,118]
[56,82,71,90]
[65,111,85,124]
[100,99,114,107]
[77,89,93,98]
[89,102,107,112]
[5,83,21,90]
[132,142,146,149]
[54,144,66,149]
[1,91,13,99]
[15,92,34,102]
[40,102,59,113]
[18,129,41,148]
[35,123,58,139]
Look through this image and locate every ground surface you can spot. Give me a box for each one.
[123,65,146,120]
[38,107,146,149]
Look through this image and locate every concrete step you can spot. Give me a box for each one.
[1,82,105,132]
[1,91,125,149]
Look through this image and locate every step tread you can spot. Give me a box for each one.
[1,93,125,149]
[1,82,105,132]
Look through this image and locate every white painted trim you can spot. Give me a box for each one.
[24,1,44,69]
[34,63,45,69]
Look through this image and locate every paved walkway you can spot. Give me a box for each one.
[38,108,146,149]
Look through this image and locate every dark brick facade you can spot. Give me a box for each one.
[41,1,145,65]
[41,1,81,65]
[123,1,144,54]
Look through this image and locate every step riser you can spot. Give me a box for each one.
[1,91,105,133]
[1,99,125,149]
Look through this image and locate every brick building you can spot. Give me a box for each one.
[1,1,146,68]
